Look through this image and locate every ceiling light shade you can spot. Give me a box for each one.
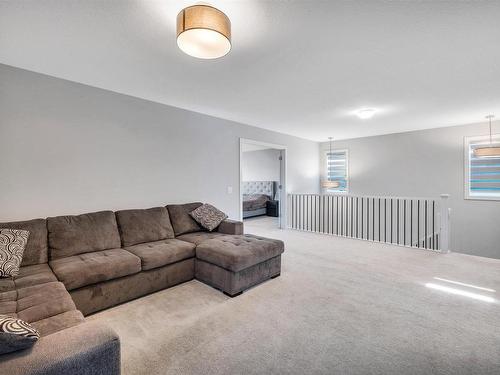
[356,108,377,119]
[474,115,500,158]
[322,180,340,189]
[176,5,231,59]
[474,147,500,158]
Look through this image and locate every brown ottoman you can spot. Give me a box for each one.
[195,234,284,297]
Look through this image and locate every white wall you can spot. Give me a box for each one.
[242,149,281,182]
[320,124,500,259]
[0,64,320,221]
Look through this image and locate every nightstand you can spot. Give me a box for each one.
[266,200,279,217]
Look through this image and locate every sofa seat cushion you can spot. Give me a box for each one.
[166,203,204,236]
[48,211,122,259]
[116,207,175,247]
[0,264,57,294]
[16,282,78,324]
[176,232,228,246]
[196,235,285,272]
[30,310,84,337]
[124,239,195,271]
[50,249,141,291]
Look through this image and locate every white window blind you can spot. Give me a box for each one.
[465,135,500,200]
[326,150,348,193]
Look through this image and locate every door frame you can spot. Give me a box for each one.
[239,138,287,229]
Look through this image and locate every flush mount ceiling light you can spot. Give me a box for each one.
[176,4,231,59]
[355,108,377,119]
[322,137,340,189]
[474,115,500,158]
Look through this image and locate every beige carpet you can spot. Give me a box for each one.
[88,217,500,374]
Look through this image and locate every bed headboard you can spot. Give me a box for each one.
[242,181,276,198]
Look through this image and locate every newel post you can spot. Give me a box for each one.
[439,194,451,253]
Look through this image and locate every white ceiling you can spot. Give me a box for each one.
[1,0,499,141]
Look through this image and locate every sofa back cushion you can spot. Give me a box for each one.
[48,211,121,259]
[166,203,204,236]
[115,207,174,247]
[0,219,48,266]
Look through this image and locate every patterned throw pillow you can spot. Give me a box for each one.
[0,314,40,354]
[190,204,228,232]
[0,229,29,277]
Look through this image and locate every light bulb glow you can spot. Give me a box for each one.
[355,108,377,119]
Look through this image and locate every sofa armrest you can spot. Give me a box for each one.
[217,219,244,235]
[0,321,120,375]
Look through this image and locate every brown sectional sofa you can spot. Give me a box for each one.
[0,202,284,375]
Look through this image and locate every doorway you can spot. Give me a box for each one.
[239,138,286,229]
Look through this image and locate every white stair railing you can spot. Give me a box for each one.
[287,193,451,253]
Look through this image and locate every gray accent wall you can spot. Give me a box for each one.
[321,124,500,259]
[0,64,320,221]
[242,149,281,182]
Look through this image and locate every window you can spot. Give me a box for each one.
[325,149,348,193]
[464,135,500,200]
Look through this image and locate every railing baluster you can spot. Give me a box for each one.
[372,198,375,241]
[378,198,381,241]
[367,197,370,240]
[356,197,359,238]
[432,200,435,250]
[361,198,364,239]
[384,199,387,243]
[397,199,400,245]
[336,196,339,235]
[390,199,393,244]
[425,200,428,249]
[329,195,332,234]
[410,199,413,247]
[417,199,420,248]
[350,197,353,238]
[403,199,406,246]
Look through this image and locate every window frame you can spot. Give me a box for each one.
[464,134,500,201]
[324,148,349,194]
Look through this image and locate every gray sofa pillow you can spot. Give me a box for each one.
[0,315,40,354]
[48,211,121,259]
[166,203,204,236]
[116,207,175,246]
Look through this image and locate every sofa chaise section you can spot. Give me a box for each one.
[195,234,284,297]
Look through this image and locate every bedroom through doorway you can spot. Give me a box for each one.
[239,139,286,229]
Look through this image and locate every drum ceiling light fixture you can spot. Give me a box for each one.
[474,115,500,158]
[176,4,231,59]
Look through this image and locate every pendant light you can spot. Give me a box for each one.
[322,137,340,189]
[176,4,231,59]
[474,115,500,158]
